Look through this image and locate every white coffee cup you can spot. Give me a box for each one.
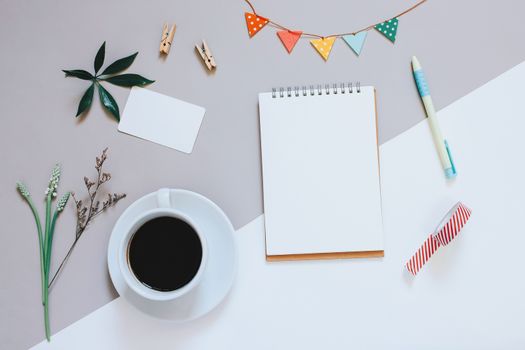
[117,188,208,302]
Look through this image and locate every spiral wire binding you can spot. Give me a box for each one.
[271,82,361,98]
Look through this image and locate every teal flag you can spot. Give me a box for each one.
[374,18,399,43]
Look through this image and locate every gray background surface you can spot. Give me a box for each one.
[1,0,524,348]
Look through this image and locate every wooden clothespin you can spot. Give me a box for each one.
[195,40,216,71]
[160,23,176,54]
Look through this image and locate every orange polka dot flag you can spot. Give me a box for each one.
[244,12,269,38]
[242,0,427,60]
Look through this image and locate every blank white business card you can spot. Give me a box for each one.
[118,87,205,154]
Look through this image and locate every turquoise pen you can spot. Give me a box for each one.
[411,56,457,179]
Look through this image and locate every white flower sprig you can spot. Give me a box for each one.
[56,192,70,212]
[17,164,70,342]
[16,182,31,198]
[45,164,61,197]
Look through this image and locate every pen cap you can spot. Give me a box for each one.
[411,56,430,97]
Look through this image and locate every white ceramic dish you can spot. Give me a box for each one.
[107,189,236,322]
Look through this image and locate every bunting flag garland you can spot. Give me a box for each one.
[245,12,269,37]
[277,30,303,53]
[310,37,336,61]
[374,18,399,43]
[342,32,367,56]
[242,0,426,60]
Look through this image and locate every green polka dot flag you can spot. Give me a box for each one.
[374,18,399,43]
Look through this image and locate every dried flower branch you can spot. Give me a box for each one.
[48,148,126,288]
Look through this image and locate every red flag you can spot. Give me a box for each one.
[245,12,269,38]
[277,30,302,53]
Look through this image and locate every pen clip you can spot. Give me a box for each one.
[444,140,457,178]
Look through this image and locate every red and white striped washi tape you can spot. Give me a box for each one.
[406,202,472,276]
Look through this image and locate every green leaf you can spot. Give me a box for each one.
[94,42,106,74]
[103,74,154,87]
[62,70,93,80]
[97,84,120,121]
[100,52,138,76]
[76,83,95,117]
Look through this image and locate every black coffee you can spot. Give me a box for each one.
[128,216,202,292]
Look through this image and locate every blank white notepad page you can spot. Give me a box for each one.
[259,86,383,257]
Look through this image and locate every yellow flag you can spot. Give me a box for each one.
[310,37,336,61]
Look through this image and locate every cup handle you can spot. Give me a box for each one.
[156,188,171,208]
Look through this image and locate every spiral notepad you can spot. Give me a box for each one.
[259,83,384,261]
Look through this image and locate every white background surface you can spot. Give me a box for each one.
[32,60,525,349]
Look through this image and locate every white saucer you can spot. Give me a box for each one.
[107,189,237,322]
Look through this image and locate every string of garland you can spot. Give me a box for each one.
[243,0,427,60]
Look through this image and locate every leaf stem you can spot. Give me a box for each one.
[44,195,51,266]
[46,212,59,288]
[43,194,52,304]
[43,292,50,341]
[43,284,50,341]
[41,193,52,340]
[26,197,45,304]
[43,211,58,341]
